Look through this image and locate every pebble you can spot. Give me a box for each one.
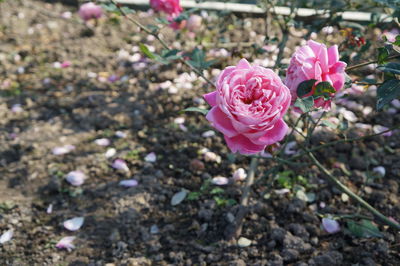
[237,237,252,247]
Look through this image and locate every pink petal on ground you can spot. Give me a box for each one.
[65,171,86,186]
[372,166,386,177]
[0,229,13,244]
[202,130,215,138]
[63,217,84,231]
[52,145,75,155]
[94,138,110,146]
[322,218,340,234]
[61,61,72,68]
[212,176,229,185]
[204,151,221,163]
[112,159,129,172]
[144,152,157,163]
[373,125,392,137]
[47,204,53,214]
[119,179,139,187]
[115,131,127,138]
[232,168,247,181]
[11,104,23,113]
[56,236,76,251]
[105,148,116,158]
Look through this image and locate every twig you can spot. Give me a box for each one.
[346,54,400,71]
[109,0,215,87]
[307,151,400,230]
[225,157,258,240]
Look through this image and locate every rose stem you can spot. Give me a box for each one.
[307,151,400,230]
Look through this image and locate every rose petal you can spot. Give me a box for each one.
[144,152,157,163]
[105,148,117,158]
[119,179,138,187]
[52,145,75,155]
[94,138,110,146]
[322,218,340,234]
[212,176,229,185]
[63,217,84,231]
[65,171,86,186]
[372,166,386,177]
[47,204,53,214]
[112,159,129,172]
[233,168,247,181]
[56,236,76,251]
[0,229,13,244]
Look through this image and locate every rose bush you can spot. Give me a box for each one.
[204,59,291,155]
[150,0,182,16]
[78,2,103,21]
[285,40,347,110]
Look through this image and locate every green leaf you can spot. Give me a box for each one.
[346,219,383,238]
[180,107,209,115]
[297,79,317,97]
[321,120,337,129]
[314,81,336,99]
[378,62,400,75]
[186,48,215,70]
[294,96,314,113]
[155,17,170,24]
[376,79,400,110]
[161,49,181,61]
[210,187,224,194]
[377,47,390,65]
[139,43,156,60]
[187,192,201,200]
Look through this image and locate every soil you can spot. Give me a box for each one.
[0,0,399,265]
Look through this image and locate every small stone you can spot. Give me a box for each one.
[281,248,299,262]
[237,237,252,247]
[150,225,159,234]
[171,190,187,206]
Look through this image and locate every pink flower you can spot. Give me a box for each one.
[150,0,182,16]
[78,2,103,21]
[204,59,291,155]
[168,14,186,30]
[285,40,347,110]
[186,14,202,32]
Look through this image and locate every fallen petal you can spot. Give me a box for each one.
[174,117,185,124]
[0,229,13,244]
[373,125,392,137]
[144,152,157,163]
[94,138,110,146]
[105,148,117,158]
[119,179,138,187]
[284,141,297,155]
[212,176,229,186]
[171,190,187,206]
[65,171,86,186]
[232,168,247,181]
[47,204,53,214]
[115,131,127,138]
[322,218,340,234]
[56,236,75,251]
[63,217,84,231]
[202,130,215,138]
[112,159,129,172]
[52,145,75,155]
[372,166,386,177]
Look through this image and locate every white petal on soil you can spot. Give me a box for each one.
[0,229,13,244]
[65,171,86,186]
[115,131,127,138]
[144,152,157,163]
[202,130,215,138]
[52,145,75,155]
[372,166,386,177]
[232,168,247,181]
[373,125,392,137]
[237,237,252,247]
[284,141,297,155]
[212,176,229,186]
[119,179,138,187]
[105,148,116,158]
[94,138,110,146]
[204,151,221,163]
[11,104,23,113]
[171,190,187,206]
[63,217,84,231]
[322,218,340,234]
[274,188,290,195]
[112,159,129,172]
[47,204,53,214]
[174,117,185,124]
[56,236,76,251]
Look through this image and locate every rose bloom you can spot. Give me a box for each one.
[78,2,103,21]
[204,59,291,155]
[285,40,347,110]
[150,0,182,16]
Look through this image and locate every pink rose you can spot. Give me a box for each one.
[186,14,202,32]
[78,2,103,21]
[285,40,347,110]
[150,0,183,16]
[168,14,186,30]
[204,59,291,155]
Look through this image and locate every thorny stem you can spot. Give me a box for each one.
[346,54,400,71]
[307,151,400,231]
[226,157,258,240]
[109,0,215,87]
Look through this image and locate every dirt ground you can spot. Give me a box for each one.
[0,0,399,265]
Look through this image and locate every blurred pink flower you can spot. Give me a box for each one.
[186,14,202,32]
[150,0,182,16]
[78,2,103,21]
[285,40,347,111]
[382,28,400,43]
[204,59,291,155]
